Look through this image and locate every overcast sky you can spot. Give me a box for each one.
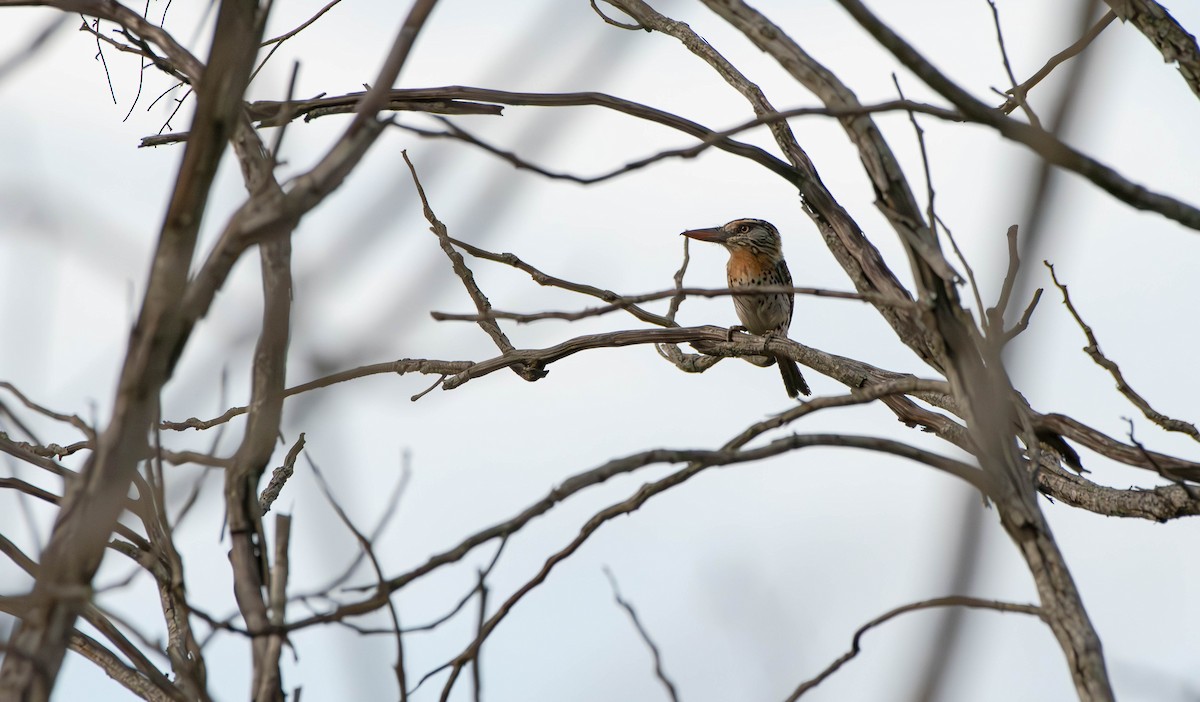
[2,1,1199,700]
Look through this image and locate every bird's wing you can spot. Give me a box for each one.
[776,258,795,332]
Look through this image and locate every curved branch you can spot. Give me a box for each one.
[785,596,1044,700]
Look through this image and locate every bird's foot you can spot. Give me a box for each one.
[726,325,749,343]
[759,330,778,356]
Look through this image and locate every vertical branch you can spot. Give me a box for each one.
[0,2,268,699]
[145,426,209,699]
[263,514,291,699]
[471,570,488,702]
[833,1,1114,698]
[226,232,293,702]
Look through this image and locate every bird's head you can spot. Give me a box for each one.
[681,218,782,259]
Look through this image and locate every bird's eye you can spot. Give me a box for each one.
[738,224,750,233]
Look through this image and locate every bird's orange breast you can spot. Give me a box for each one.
[726,248,774,286]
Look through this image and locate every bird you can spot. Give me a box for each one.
[681,218,810,398]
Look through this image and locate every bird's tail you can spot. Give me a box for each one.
[776,356,811,398]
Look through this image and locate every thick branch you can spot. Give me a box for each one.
[1104,0,1200,101]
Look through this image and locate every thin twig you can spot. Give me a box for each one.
[1001,288,1043,344]
[471,570,487,702]
[398,538,507,635]
[986,0,1043,127]
[161,358,471,431]
[666,237,691,323]
[1125,419,1200,498]
[998,10,1116,116]
[267,61,301,168]
[306,453,409,700]
[431,284,906,324]
[934,215,984,325]
[0,382,95,440]
[261,0,343,46]
[590,0,645,30]
[603,567,680,702]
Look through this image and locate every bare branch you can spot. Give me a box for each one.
[398,538,506,635]
[997,9,1116,116]
[1000,288,1043,344]
[306,454,408,700]
[160,359,470,431]
[987,0,1044,127]
[1046,262,1200,442]
[1036,412,1200,482]
[1034,462,1200,520]
[1103,0,1200,101]
[602,568,680,702]
[785,596,1043,700]
[0,382,95,440]
[261,0,343,47]
[591,0,645,31]
[403,150,541,382]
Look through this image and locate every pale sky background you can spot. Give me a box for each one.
[2,1,1200,700]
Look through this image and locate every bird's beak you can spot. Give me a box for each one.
[680,226,729,242]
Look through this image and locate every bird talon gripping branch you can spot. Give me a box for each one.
[681,218,811,398]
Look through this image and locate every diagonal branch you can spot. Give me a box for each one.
[402,151,542,381]
[1045,262,1199,442]
[602,568,680,702]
